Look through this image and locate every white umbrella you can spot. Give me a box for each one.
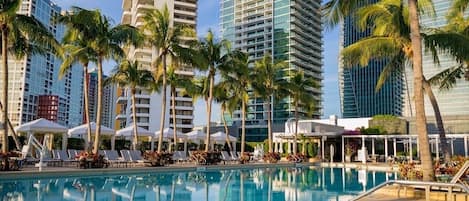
[15,118,67,133]
[115,125,153,137]
[186,130,206,142]
[211,131,237,143]
[68,122,115,138]
[154,128,186,140]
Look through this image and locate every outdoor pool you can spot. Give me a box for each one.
[0,167,396,201]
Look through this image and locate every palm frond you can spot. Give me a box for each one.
[427,64,466,90]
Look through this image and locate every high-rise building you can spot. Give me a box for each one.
[339,0,404,118]
[120,0,196,133]
[0,0,83,128]
[220,0,323,141]
[403,0,469,120]
[85,69,116,129]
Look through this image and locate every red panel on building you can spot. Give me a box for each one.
[38,95,59,122]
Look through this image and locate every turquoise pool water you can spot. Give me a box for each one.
[0,167,395,201]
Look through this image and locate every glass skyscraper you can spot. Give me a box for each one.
[0,0,84,127]
[403,0,469,118]
[220,0,323,141]
[339,0,404,118]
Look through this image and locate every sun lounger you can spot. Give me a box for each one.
[230,151,239,160]
[104,150,126,167]
[55,150,78,166]
[221,151,236,164]
[120,150,148,166]
[172,151,188,163]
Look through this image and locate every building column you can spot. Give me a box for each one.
[341,136,345,163]
[279,139,284,153]
[393,138,397,157]
[321,137,325,161]
[436,136,440,161]
[465,136,468,158]
[409,137,413,162]
[384,136,388,162]
[62,133,67,150]
[372,138,375,158]
[450,138,454,156]
[287,140,291,154]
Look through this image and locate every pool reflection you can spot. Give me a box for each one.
[0,167,395,201]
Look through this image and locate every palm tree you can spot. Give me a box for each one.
[142,5,194,153]
[190,30,230,152]
[107,60,154,150]
[339,0,457,162]
[166,67,191,152]
[219,51,251,155]
[214,81,240,152]
[251,54,286,153]
[284,70,318,155]
[323,0,435,181]
[60,7,142,154]
[0,0,60,152]
[59,36,96,152]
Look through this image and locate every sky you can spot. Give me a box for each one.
[54,0,341,125]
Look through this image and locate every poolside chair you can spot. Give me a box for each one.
[230,151,239,160]
[172,151,189,163]
[129,150,152,166]
[67,149,79,159]
[220,151,232,164]
[104,150,126,168]
[56,150,78,166]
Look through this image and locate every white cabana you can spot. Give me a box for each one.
[68,122,116,150]
[116,125,154,150]
[154,128,186,141]
[186,130,206,142]
[211,131,237,152]
[15,118,68,150]
[211,131,237,143]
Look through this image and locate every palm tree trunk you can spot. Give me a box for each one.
[157,54,167,153]
[222,106,232,152]
[83,63,92,152]
[171,86,177,152]
[131,88,139,150]
[267,98,273,153]
[408,0,434,181]
[240,100,246,155]
[205,67,214,152]
[0,101,20,150]
[423,79,450,162]
[93,57,103,155]
[2,27,8,153]
[293,102,298,155]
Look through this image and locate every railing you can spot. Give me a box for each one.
[350,180,469,201]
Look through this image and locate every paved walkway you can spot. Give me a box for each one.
[357,185,469,201]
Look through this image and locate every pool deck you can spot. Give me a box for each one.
[356,185,469,201]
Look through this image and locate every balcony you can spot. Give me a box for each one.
[174,115,193,119]
[116,113,127,120]
[130,112,150,118]
[121,11,132,24]
[116,96,128,104]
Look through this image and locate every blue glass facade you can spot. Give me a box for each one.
[340,0,403,118]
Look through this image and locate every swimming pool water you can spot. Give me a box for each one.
[0,167,396,201]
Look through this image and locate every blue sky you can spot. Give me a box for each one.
[54,0,341,124]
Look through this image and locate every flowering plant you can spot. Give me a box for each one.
[144,151,173,166]
[287,153,306,163]
[345,143,357,156]
[76,151,108,169]
[263,152,281,163]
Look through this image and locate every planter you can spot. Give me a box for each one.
[345,155,351,163]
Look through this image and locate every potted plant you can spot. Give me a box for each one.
[143,151,173,166]
[344,144,356,162]
[76,151,109,169]
[263,152,280,163]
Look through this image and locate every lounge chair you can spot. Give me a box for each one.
[172,151,188,163]
[67,149,79,159]
[230,151,239,160]
[129,150,152,165]
[221,151,235,164]
[120,150,148,166]
[56,150,78,166]
[104,150,126,167]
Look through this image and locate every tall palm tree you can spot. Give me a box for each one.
[284,70,318,155]
[219,51,251,155]
[107,60,154,150]
[323,0,435,181]
[339,0,458,162]
[214,81,240,152]
[59,37,96,152]
[166,66,191,152]
[251,54,286,153]
[190,30,230,152]
[60,7,142,154]
[0,0,60,152]
[142,5,194,153]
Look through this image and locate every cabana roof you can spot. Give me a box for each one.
[15,118,68,133]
